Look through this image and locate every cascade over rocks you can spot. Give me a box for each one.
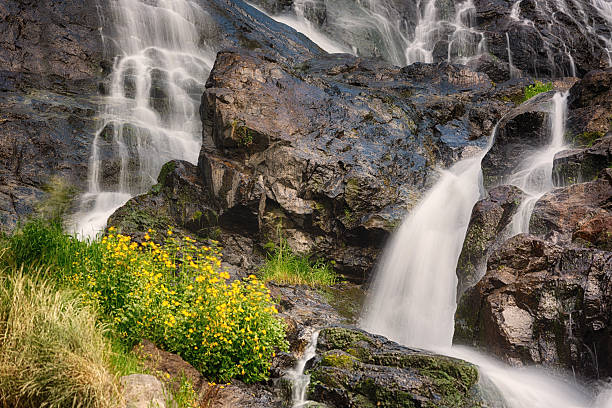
[110,47,512,280]
[473,0,611,78]
[196,49,510,280]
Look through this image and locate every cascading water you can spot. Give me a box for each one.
[507,91,568,235]
[361,151,486,350]
[251,0,486,67]
[287,330,320,408]
[70,0,216,239]
[361,99,612,407]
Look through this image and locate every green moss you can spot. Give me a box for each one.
[571,131,604,147]
[157,161,176,185]
[320,352,356,370]
[521,81,553,102]
[321,327,372,351]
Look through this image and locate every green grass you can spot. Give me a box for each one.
[522,81,554,102]
[260,239,337,287]
[0,268,121,408]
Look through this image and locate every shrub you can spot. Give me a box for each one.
[522,81,553,102]
[69,229,288,383]
[260,239,337,286]
[0,269,121,408]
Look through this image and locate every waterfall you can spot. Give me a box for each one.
[70,0,216,239]
[287,330,320,408]
[360,101,611,406]
[361,151,487,349]
[507,91,568,235]
[252,0,485,67]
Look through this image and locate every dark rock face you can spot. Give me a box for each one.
[308,327,483,408]
[474,0,611,78]
[456,184,524,298]
[0,0,105,231]
[530,169,612,250]
[567,69,612,136]
[197,49,510,280]
[455,234,612,380]
[553,134,612,185]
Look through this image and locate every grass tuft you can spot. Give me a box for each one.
[522,80,554,102]
[260,239,337,287]
[0,268,122,408]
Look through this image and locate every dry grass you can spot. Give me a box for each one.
[0,268,122,408]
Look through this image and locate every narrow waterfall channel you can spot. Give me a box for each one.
[361,93,612,407]
[70,0,216,239]
[507,92,568,235]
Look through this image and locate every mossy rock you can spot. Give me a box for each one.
[309,326,484,407]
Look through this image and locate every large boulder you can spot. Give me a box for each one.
[455,234,612,380]
[456,184,524,298]
[194,49,512,280]
[530,168,612,250]
[307,326,484,407]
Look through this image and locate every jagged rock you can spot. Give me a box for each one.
[308,326,484,407]
[567,69,612,136]
[456,184,524,298]
[197,49,509,280]
[121,374,172,408]
[454,234,612,380]
[530,168,612,250]
[553,134,612,185]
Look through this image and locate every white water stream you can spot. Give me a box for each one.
[507,91,568,235]
[253,0,486,67]
[287,330,320,408]
[361,93,612,407]
[70,0,216,239]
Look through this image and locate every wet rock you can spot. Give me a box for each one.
[456,184,524,298]
[473,0,611,78]
[481,92,553,187]
[308,326,484,407]
[567,69,612,136]
[553,134,612,185]
[530,169,612,250]
[198,49,509,280]
[0,0,105,231]
[455,234,612,380]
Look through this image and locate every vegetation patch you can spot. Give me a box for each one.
[260,239,337,287]
[1,221,289,385]
[522,81,553,102]
[571,131,604,147]
[0,270,122,408]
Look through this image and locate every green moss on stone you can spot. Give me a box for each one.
[321,352,356,370]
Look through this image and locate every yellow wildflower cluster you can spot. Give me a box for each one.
[69,227,287,383]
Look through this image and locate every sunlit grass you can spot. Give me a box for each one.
[260,239,337,287]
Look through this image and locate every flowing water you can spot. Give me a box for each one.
[507,91,568,235]
[70,0,216,238]
[252,0,485,67]
[361,93,612,406]
[287,330,320,408]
